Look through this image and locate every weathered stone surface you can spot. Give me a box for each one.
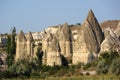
[83,9,104,53]
[42,33,62,66]
[56,23,72,57]
[73,26,92,64]
[15,10,119,66]
[15,30,34,61]
[73,10,103,64]
[26,32,33,42]
[115,22,120,39]
[17,30,27,42]
[100,28,120,52]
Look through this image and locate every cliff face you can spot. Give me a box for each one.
[83,10,104,53]
[56,23,72,57]
[42,33,62,66]
[100,28,120,52]
[100,20,120,31]
[15,10,120,66]
[73,10,104,64]
[115,22,120,39]
[15,30,34,61]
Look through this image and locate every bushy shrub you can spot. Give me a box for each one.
[0,70,13,78]
[109,58,120,75]
[8,59,33,77]
[71,62,83,70]
[96,59,109,74]
[96,51,120,75]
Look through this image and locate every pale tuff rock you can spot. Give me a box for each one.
[56,23,72,57]
[73,28,90,64]
[73,10,103,64]
[15,10,120,66]
[42,33,62,66]
[115,22,120,39]
[17,30,27,42]
[101,28,120,52]
[83,9,103,53]
[15,30,34,61]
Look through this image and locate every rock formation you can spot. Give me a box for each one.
[56,23,72,58]
[15,30,34,61]
[83,9,103,53]
[42,33,62,66]
[73,10,104,64]
[73,27,89,64]
[115,22,120,40]
[100,28,120,52]
[14,10,119,66]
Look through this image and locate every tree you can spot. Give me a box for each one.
[109,58,120,75]
[6,27,16,67]
[96,51,120,75]
[36,43,43,65]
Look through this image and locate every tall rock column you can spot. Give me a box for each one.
[56,23,72,58]
[26,32,34,58]
[15,30,27,61]
[73,9,104,64]
[42,33,62,66]
[83,9,104,54]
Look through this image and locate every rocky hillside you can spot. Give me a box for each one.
[100,20,120,31]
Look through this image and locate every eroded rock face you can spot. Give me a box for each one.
[115,22,120,40]
[101,28,120,52]
[83,10,104,53]
[73,28,90,64]
[42,33,62,66]
[15,10,119,66]
[56,23,72,57]
[73,10,104,64]
[15,31,34,61]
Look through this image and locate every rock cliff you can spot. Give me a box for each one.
[56,23,72,57]
[14,10,120,66]
[101,28,120,52]
[73,10,104,64]
[42,33,62,66]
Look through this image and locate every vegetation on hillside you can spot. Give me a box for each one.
[0,50,120,79]
[96,51,120,75]
[6,27,16,67]
[0,27,120,79]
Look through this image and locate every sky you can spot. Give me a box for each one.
[0,0,120,33]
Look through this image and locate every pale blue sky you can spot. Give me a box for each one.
[0,0,120,33]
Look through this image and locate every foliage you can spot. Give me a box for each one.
[6,27,16,67]
[8,59,32,77]
[96,51,120,75]
[36,43,43,65]
[36,49,43,65]
[96,59,109,74]
[109,58,120,75]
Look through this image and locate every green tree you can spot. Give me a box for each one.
[6,27,16,67]
[109,58,120,75]
[36,43,43,65]
[9,59,31,77]
[96,51,120,75]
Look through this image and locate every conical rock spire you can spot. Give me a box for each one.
[17,30,26,42]
[83,9,104,53]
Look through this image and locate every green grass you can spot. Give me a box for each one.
[4,75,120,80]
